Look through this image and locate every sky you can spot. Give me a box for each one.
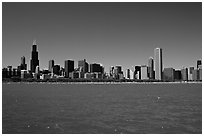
[2,2,202,72]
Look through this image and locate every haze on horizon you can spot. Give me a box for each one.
[2,2,202,72]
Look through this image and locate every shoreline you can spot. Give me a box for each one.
[3,81,202,85]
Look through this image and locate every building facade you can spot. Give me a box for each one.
[154,48,163,80]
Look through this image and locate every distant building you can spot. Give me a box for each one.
[35,66,40,74]
[181,67,188,81]
[197,60,202,69]
[7,66,12,78]
[188,67,194,81]
[2,68,8,78]
[64,60,74,78]
[141,65,148,80]
[20,56,27,70]
[134,66,141,79]
[192,69,199,81]
[199,68,202,81]
[163,68,175,81]
[78,59,88,73]
[30,42,39,73]
[90,63,103,73]
[148,57,154,79]
[53,65,60,75]
[125,69,130,79]
[174,70,181,81]
[49,60,54,72]
[109,66,114,77]
[154,48,163,80]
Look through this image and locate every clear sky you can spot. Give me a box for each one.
[2,2,202,72]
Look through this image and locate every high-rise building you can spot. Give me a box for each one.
[64,60,74,78]
[49,60,54,72]
[148,57,154,79]
[30,42,39,73]
[192,69,199,81]
[181,67,188,81]
[197,60,202,69]
[141,65,148,80]
[154,48,163,80]
[78,59,88,73]
[90,63,103,73]
[53,65,60,75]
[163,68,175,81]
[125,69,130,79]
[20,56,27,70]
[174,70,181,81]
[188,67,194,81]
[134,66,141,79]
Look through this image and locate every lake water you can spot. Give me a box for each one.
[2,83,202,134]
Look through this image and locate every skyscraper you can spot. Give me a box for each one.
[141,65,148,80]
[30,41,39,73]
[148,57,154,79]
[197,60,202,69]
[49,60,54,72]
[181,67,188,81]
[154,48,163,80]
[78,59,88,73]
[20,56,27,70]
[64,60,74,78]
[163,68,175,82]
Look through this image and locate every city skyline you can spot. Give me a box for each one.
[2,2,202,72]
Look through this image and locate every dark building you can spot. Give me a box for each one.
[134,66,141,79]
[163,68,175,81]
[174,70,181,81]
[7,66,12,78]
[20,56,27,70]
[78,59,88,73]
[65,60,74,78]
[53,65,60,75]
[30,43,39,73]
[148,57,154,79]
[90,63,103,73]
[49,60,54,72]
[192,69,199,81]
[197,60,202,69]
[2,68,8,78]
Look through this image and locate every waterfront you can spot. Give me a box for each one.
[2,83,202,134]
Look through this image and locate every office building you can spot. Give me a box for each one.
[192,69,199,81]
[134,66,141,79]
[53,65,60,75]
[188,67,194,81]
[163,68,175,81]
[199,68,202,81]
[141,65,148,80]
[148,57,154,79]
[49,60,54,72]
[64,60,74,78]
[181,67,188,81]
[78,59,89,73]
[125,69,130,79]
[174,70,181,81]
[154,48,163,80]
[197,60,202,69]
[20,56,27,70]
[30,42,39,73]
[90,63,103,73]
[35,66,40,74]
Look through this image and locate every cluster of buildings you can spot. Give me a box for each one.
[2,42,202,82]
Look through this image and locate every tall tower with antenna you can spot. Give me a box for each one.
[30,40,39,73]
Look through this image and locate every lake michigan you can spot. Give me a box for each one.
[2,83,202,134]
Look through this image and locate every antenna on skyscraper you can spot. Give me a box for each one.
[33,39,36,45]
